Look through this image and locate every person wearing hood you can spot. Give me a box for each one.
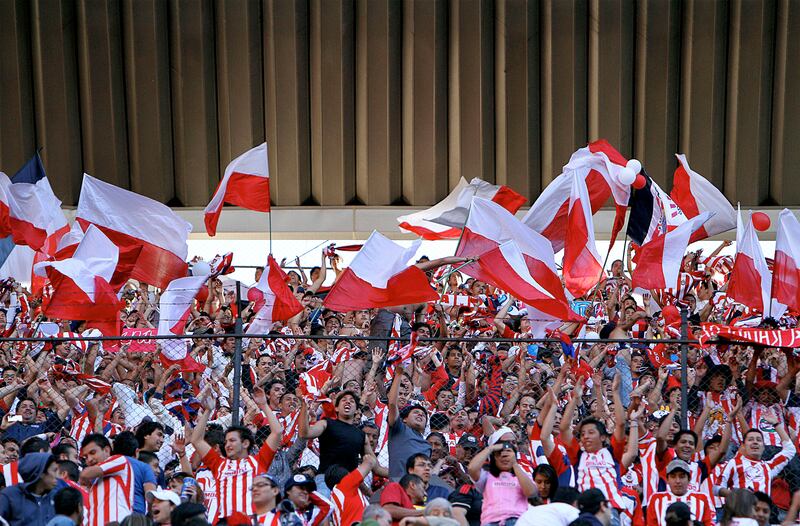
[0,452,67,526]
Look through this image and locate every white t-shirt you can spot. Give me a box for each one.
[516,503,579,526]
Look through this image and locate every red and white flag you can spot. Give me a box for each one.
[631,212,712,290]
[398,178,525,238]
[397,178,470,239]
[772,209,800,312]
[246,255,304,334]
[76,174,192,289]
[157,275,208,336]
[33,225,124,336]
[456,197,565,305]
[563,174,603,298]
[522,140,631,252]
[476,241,579,321]
[324,231,438,311]
[0,171,68,252]
[671,154,736,242]
[728,209,785,317]
[204,143,270,237]
[298,360,333,400]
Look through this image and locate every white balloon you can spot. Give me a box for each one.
[191,261,212,276]
[626,158,642,174]
[618,167,636,185]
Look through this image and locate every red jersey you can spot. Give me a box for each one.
[86,455,135,526]
[203,442,278,519]
[331,469,368,526]
[646,490,713,526]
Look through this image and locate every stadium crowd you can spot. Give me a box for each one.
[0,241,799,526]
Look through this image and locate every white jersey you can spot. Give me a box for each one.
[720,441,796,496]
[86,455,134,526]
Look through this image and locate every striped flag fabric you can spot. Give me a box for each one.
[204,143,271,236]
[631,213,712,290]
[671,154,736,242]
[76,174,191,289]
[246,255,303,334]
[324,231,438,311]
[562,173,603,297]
[398,177,525,237]
[772,209,800,312]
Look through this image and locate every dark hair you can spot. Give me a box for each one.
[1,437,19,447]
[205,426,225,448]
[399,473,424,490]
[57,460,80,482]
[226,426,255,452]
[135,421,165,449]
[673,429,698,448]
[138,451,159,466]
[532,464,559,499]
[82,433,111,452]
[577,417,609,438]
[20,436,50,457]
[744,428,764,441]
[54,486,84,516]
[429,413,450,431]
[324,464,350,489]
[552,486,579,505]
[754,490,772,508]
[411,322,431,333]
[426,431,446,445]
[265,379,285,393]
[112,431,140,457]
[703,435,722,454]
[722,489,757,526]
[52,443,77,460]
[335,390,359,407]
[405,453,431,473]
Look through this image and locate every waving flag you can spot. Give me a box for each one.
[456,197,566,307]
[475,241,579,321]
[204,143,271,236]
[246,255,304,334]
[631,213,712,290]
[157,275,208,336]
[626,169,687,246]
[324,231,438,311]
[772,209,800,311]
[76,174,191,289]
[34,225,124,336]
[298,360,333,400]
[728,209,785,317]
[523,140,630,252]
[563,174,603,297]
[671,154,736,242]
[399,178,525,238]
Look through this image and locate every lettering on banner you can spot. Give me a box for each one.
[121,328,157,352]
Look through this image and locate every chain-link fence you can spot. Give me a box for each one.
[4,316,800,518]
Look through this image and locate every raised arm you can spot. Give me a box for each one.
[387,365,403,427]
[298,396,328,439]
[251,387,284,450]
[611,374,626,443]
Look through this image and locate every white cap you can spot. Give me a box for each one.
[488,426,515,447]
[147,489,180,506]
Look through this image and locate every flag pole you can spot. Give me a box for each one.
[231,280,243,426]
[268,211,273,256]
[442,188,478,297]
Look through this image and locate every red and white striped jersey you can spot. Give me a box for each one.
[639,441,659,505]
[70,413,124,445]
[195,467,219,522]
[646,490,713,526]
[330,469,368,526]
[720,441,797,495]
[1,461,19,486]
[263,492,331,526]
[564,438,628,510]
[746,401,784,447]
[86,455,135,526]
[255,511,279,525]
[203,443,278,518]
[698,390,740,442]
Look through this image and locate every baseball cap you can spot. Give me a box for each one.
[147,488,181,506]
[457,434,480,449]
[666,458,692,475]
[171,503,208,526]
[577,488,607,513]
[488,426,515,447]
[285,473,316,492]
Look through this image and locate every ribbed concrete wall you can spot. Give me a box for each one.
[1,0,798,208]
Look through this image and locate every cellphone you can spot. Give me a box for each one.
[8,415,23,423]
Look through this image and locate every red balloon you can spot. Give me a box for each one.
[632,173,647,190]
[752,211,771,231]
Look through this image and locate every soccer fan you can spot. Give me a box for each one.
[79,434,137,526]
[646,459,713,526]
[148,489,181,526]
[189,386,283,520]
[325,440,377,526]
[0,452,65,526]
